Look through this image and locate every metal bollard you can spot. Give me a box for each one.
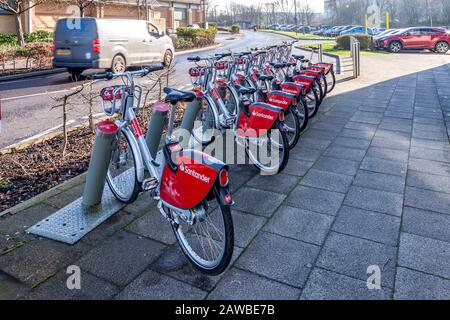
[179,96,203,148]
[146,103,169,159]
[82,120,118,207]
[318,44,323,63]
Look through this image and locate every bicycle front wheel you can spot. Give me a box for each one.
[191,96,219,146]
[168,187,234,275]
[106,128,139,204]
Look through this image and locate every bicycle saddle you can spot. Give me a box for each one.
[286,62,296,67]
[257,74,274,81]
[292,54,305,60]
[301,59,310,63]
[269,62,286,69]
[235,84,256,95]
[164,87,196,104]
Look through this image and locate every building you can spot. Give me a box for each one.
[0,0,204,34]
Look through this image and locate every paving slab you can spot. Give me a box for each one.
[398,233,450,279]
[0,238,89,288]
[353,170,405,194]
[77,230,165,287]
[332,206,400,245]
[317,232,397,288]
[300,169,353,193]
[394,267,450,300]
[22,270,118,300]
[300,268,391,300]
[150,245,243,292]
[312,156,360,176]
[208,268,300,300]
[246,173,299,195]
[264,205,333,246]
[360,157,407,177]
[232,187,286,217]
[402,207,450,243]
[286,185,345,216]
[344,186,403,217]
[235,232,320,288]
[405,186,450,215]
[115,270,207,300]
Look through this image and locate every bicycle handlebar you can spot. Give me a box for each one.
[92,65,164,80]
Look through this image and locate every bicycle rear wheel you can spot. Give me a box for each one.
[168,187,234,275]
[106,128,139,204]
[245,120,290,175]
[326,71,336,93]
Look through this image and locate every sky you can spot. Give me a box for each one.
[214,0,325,13]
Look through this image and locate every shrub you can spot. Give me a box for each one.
[176,27,217,49]
[217,27,231,32]
[335,34,374,51]
[174,38,194,50]
[0,33,18,46]
[231,24,240,34]
[0,30,54,46]
[24,30,53,43]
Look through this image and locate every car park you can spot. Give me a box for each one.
[375,27,450,53]
[340,26,376,36]
[53,18,174,77]
[374,29,399,39]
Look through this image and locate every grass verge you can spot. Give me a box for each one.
[297,41,391,57]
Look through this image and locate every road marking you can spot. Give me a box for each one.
[0,88,77,102]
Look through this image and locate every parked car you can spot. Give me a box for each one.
[187,24,200,29]
[340,26,376,36]
[324,26,341,37]
[373,29,399,40]
[53,18,174,78]
[375,27,450,53]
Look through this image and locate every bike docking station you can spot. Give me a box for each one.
[27,120,126,244]
[26,94,204,245]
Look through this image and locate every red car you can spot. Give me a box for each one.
[375,27,450,53]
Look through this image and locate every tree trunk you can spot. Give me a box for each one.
[14,13,26,47]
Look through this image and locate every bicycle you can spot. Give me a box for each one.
[187,55,290,175]
[94,66,234,275]
[228,51,301,149]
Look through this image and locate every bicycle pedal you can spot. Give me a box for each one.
[142,178,158,191]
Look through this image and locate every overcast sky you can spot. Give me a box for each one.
[214,0,325,13]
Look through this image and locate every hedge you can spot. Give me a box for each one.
[335,34,374,51]
[0,30,53,46]
[175,27,217,50]
[231,24,240,34]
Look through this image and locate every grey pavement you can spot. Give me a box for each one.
[1,53,450,300]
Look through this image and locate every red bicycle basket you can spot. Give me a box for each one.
[215,62,227,70]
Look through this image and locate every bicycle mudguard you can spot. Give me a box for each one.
[297,70,322,80]
[280,82,306,96]
[160,149,226,210]
[314,63,333,74]
[266,91,296,111]
[237,102,282,138]
[305,66,326,75]
[291,75,314,92]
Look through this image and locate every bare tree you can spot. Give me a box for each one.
[56,0,97,18]
[0,0,47,46]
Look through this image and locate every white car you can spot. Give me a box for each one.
[53,18,174,77]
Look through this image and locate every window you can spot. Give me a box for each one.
[147,23,159,36]
[174,8,187,21]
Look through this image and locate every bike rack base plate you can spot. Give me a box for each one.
[26,185,124,245]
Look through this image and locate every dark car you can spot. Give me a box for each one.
[375,27,450,53]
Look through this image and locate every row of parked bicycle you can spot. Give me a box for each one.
[93,40,336,275]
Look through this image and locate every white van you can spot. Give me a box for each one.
[53,18,174,77]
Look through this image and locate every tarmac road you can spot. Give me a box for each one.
[0,30,322,148]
